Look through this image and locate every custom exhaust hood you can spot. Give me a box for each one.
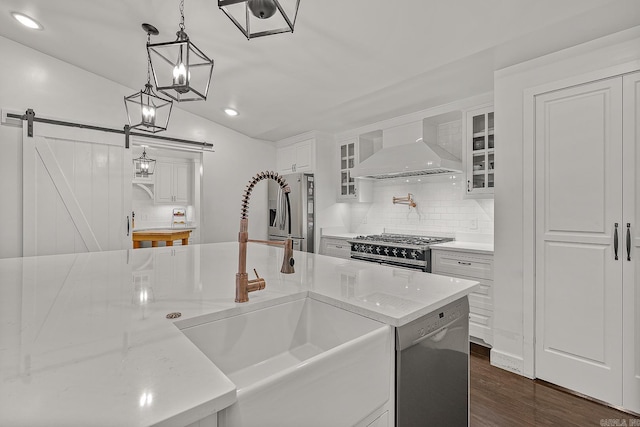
[351,121,462,179]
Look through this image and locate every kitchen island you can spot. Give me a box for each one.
[0,243,478,426]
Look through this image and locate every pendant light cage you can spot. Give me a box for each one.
[133,147,157,177]
[125,26,174,133]
[218,0,300,40]
[147,0,214,102]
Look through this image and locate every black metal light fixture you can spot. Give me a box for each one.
[124,24,173,133]
[133,146,156,177]
[147,0,215,102]
[219,0,300,40]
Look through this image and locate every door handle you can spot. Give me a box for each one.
[127,216,130,236]
[614,223,619,260]
[627,223,631,261]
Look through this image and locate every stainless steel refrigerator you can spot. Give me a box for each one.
[268,173,314,253]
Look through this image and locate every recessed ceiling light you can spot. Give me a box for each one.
[224,108,239,117]
[11,12,43,30]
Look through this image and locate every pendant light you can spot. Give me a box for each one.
[218,0,300,40]
[147,0,215,102]
[133,146,156,177]
[124,24,174,133]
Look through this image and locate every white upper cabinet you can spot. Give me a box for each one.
[465,106,494,196]
[337,132,380,202]
[277,138,315,174]
[155,160,191,204]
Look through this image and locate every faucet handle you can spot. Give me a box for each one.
[253,268,261,279]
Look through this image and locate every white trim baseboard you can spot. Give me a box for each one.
[490,349,529,378]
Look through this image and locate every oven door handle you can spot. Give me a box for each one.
[379,260,426,272]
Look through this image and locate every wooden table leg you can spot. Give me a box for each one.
[151,241,158,248]
[182,238,189,246]
[166,240,174,246]
[133,241,141,249]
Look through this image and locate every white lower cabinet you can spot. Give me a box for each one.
[186,413,217,427]
[365,410,389,427]
[320,237,352,259]
[432,249,494,346]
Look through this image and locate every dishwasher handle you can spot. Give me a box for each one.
[614,223,619,260]
[627,223,631,261]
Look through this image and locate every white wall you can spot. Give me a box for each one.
[493,26,640,376]
[350,176,494,239]
[0,35,276,259]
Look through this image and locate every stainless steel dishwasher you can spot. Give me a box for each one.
[396,297,469,426]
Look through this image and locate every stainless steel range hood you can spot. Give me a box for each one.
[351,121,462,179]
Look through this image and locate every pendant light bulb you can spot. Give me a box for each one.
[248,0,277,19]
[173,62,186,84]
[142,105,156,125]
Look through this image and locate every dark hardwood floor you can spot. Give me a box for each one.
[470,351,636,426]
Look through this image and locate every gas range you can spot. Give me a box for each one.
[347,233,454,272]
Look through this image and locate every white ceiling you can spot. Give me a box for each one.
[0,0,638,142]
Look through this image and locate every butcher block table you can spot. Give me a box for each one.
[132,229,192,248]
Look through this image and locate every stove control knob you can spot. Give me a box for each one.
[411,251,418,259]
[353,244,359,252]
[376,247,381,254]
[384,247,390,255]
[367,245,373,253]
[401,249,407,258]
[392,248,398,256]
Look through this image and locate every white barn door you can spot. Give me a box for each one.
[23,122,131,256]
[535,77,623,405]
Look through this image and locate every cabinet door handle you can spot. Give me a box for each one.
[457,261,472,266]
[627,223,631,261]
[614,223,619,260]
[335,245,343,249]
[467,180,471,192]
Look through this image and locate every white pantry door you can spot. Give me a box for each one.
[22,122,131,256]
[535,77,623,405]
[623,71,640,414]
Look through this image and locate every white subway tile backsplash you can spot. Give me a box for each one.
[351,175,494,240]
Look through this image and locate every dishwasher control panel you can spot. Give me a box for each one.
[396,298,469,351]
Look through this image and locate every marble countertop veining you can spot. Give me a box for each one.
[0,243,478,426]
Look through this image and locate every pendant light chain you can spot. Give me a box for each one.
[146,33,152,85]
[179,0,185,31]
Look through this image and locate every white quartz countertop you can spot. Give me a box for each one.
[430,241,494,255]
[0,243,478,426]
[321,232,360,239]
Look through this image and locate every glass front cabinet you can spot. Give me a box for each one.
[339,139,357,198]
[466,106,494,196]
[337,134,378,202]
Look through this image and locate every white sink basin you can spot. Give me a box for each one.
[181,297,392,427]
